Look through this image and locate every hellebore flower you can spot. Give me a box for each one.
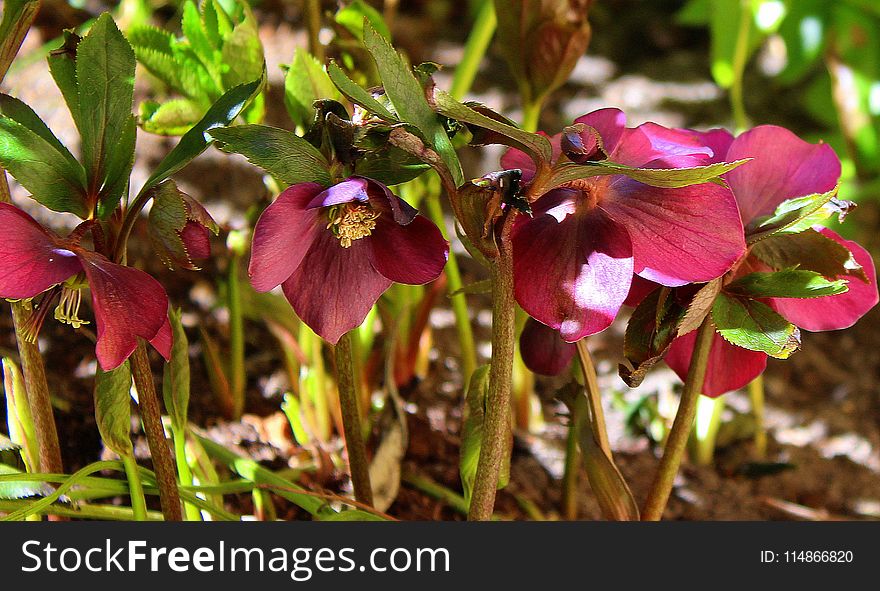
[520,316,577,376]
[0,203,171,370]
[662,126,878,396]
[503,108,746,342]
[249,176,449,343]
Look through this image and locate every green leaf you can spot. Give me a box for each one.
[284,49,341,129]
[143,76,263,191]
[147,180,198,270]
[434,90,553,165]
[3,358,38,472]
[162,308,190,430]
[745,186,841,243]
[712,293,800,359]
[352,146,429,186]
[0,116,89,216]
[75,13,137,216]
[47,30,81,120]
[708,0,766,88]
[619,288,686,388]
[219,5,265,89]
[202,0,233,47]
[0,464,54,500]
[0,93,78,167]
[209,123,330,186]
[182,0,218,75]
[94,362,134,458]
[327,61,395,120]
[725,268,848,299]
[362,20,463,185]
[335,0,391,41]
[546,159,749,191]
[750,228,868,282]
[316,508,387,521]
[139,98,204,135]
[459,366,509,504]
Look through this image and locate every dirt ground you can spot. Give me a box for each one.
[1,1,878,520]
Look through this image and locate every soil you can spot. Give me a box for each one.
[1,1,878,521]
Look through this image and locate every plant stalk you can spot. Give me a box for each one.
[749,374,767,459]
[121,454,148,521]
[304,0,324,62]
[575,340,611,457]
[172,426,202,521]
[521,99,543,133]
[561,394,582,520]
[642,317,715,521]
[730,0,752,132]
[468,217,516,521]
[449,0,497,101]
[130,343,183,521]
[228,252,246,418]
[334,331,374,506]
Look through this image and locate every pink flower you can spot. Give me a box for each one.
[248,176,448,343]
[0,203,171,370]
[503,108,746,341]
[664,126,878,396]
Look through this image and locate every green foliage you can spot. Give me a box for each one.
[129,0,266,135]
[547,158,749,191]
[712,293,800,359]
[284,49,342,130]
[335,0,391,42]
[459,366,504,505]
[725,268,848,299]
[751,228,868,282]
[745,186,844,242]
[620,288,686,388]
[94,363,135,459]
[162,308,191,431]
[2,358,38,473]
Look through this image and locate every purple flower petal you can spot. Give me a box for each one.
[613,124,714,168]
[282,231,392,344]
[573,108,627,156]
[725,125,841,224]
[149,314,173,361]
[771,228,878,331]
[249,183,323,292]
[680,128,735,163]
[368,214,448,285]
[513,191,634,341]
[181,221,211,261]
[600,178,745,286]
[500,132,561,183]
[519,317,576,376]
[76,250,170,370]
[665,329,768,397]
[308,177,417,225]
[0,203,82,299]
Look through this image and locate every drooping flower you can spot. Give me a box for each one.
[520,316,576,376]
[661,125,878,396]
[249,176,449,343]
[0,203,171,370]
[503,108,746,342]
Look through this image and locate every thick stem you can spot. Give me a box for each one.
[334,331,373,506]
[561,395,581,520]
[304,0,324,63]
[749,374,767,460]
[228,253,245,418]
[693,394,725,466]
[130,343,183,521]
[121,454,148,521]
[730,0,752,132]
[642,317,715,521]
[521,99,543,133]
[449,0,497,101]
[575,340,611,457]
[467,219,516,521]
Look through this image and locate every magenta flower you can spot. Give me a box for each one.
[520,316,576,376]
[502,108,746,342]
[249,176,449,343]
[663,126,878,396]
[0,203,171,370]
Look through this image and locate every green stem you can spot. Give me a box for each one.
[0,499,164,521]
[468,218,516,521]
[228,253,245,418]
[172,426,202,521]
[730,0,752,132]
[521,99,544,133]
[449,0,497,101]
[693,394,725,466]
[130,343,183,521]
[642,317,715,521]
[575,340,611,456]
[561,394,581,520]
[304,0,324,63]
[749,374,767,459]
[424,196,478,381]
[0,0,40,83]
[334,331,373,506]
[121,454,148,521]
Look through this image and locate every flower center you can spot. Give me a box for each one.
[54,285,89,329]
[326,203,380,248]
[562,178,603,210]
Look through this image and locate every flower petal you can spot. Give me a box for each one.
[181,221,211,261]
[149,314,173,360]
[665,329,768,397]
[680,128,734,163]
[725,125,841,224]
[500,132,561,183]
[612,124,714,168]
[519,317,576,376]
[368,214,448,284]
[77,251,170,371]
[282,230,391,344]
[601,178,745,286]
[771,227,878,331]
[248,183,323,292]
[513,197,633,341]
[0,203,81,299]
[308,177,417,225]
[573,108,627,156]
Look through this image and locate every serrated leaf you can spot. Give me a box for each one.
[148,180,196,270]
[0,94,78,167]
[434,90,552,165]
[285,49,341,129]
[0,464,54,500]
[678,279,722,337]
[726,268,848,299]
[751,228,868,283]
[94,362,134,458]
[75,13,137,217]
[143,76,263,191]
[182,0,218,75]
[220,6,265,89]
[712,293,800,358]
[545,159,749,191]
[209,123,330,186]
[619,288,685,387]
[745,186,841,243]
[47,30,81,119]
[335,0,391,41]
[139,98,204,135]
[362,21,463,186]
[460,366,509,504]
[202,0,233,48]
[0,116,89,216]
[162,308,190,430]
[0,434,21,452]
[327,62,395,120]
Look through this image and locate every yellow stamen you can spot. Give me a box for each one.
[54,286,89,329]
[326,203,380,248]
